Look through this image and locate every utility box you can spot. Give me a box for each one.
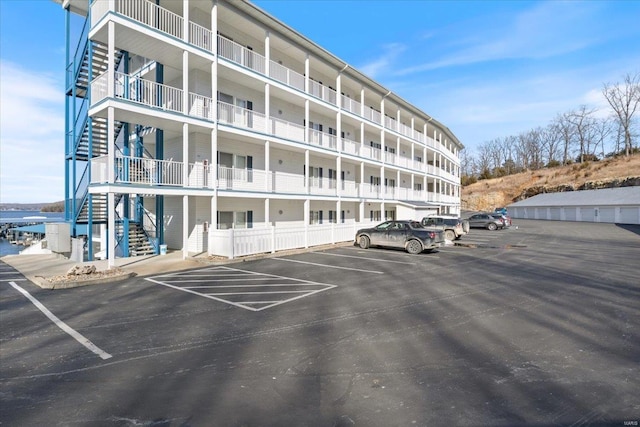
[45,222,71,253]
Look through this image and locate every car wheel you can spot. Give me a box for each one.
[444,230,455,241]
[358,235,370,249]
[487,223,497,231]
[406,239,423,254]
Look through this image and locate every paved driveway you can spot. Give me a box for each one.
[1,220,639,426]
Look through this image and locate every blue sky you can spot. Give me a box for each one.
[1,0,639,203]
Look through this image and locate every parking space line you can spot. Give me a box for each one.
[314,251,416,264]
[146,266,337,311]
[274,257,384,273]
[0,278,26,281]
[7,281,112,360]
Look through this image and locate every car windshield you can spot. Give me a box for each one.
[409,221,424,229]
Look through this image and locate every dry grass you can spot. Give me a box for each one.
[462,153,640,211]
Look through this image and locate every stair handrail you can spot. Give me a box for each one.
[72,97,90,154]
[68,15,91,90]
[74,163,91,220]
[139,205,159,253]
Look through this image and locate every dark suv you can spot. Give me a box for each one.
[421,216,469,241]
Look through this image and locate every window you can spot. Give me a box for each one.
[217,210,253,229]
[370,176,381,186]
[310,210,323,225]
[218,152,252,181]
[370,210,381,221]
[414,183,423,191]
[385,178,396,187]
[328,210,337,223]
[385,210,396,221]
[308,166,323,188]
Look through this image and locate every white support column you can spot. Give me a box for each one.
[396,169,400,199]
[265,140,270,192]
[183,0,189,43]
[359,201,365,222]
[360,87,365,117]
[211,58,217,121]
[265,198,270,225]
[264,30,270,73]
[211,128,217,187]
[423,175,427,202]
[211,1,218,55]
[183,123,189,187]
[210,194,217,237]
[304,54,310,93]
[380,165,385,199]
[265,83,270,133]
[183,50,189,115]
[360,161,365,198]
[107,21,114,99]
[304,199,309,248]
[108,192,115,268]
[336,157,342,198]
[107,107,115,183]
[305,150,310,194]
[304,99,309,142]
[183,195,189,259]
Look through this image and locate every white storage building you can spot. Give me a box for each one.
[507,186,640,225]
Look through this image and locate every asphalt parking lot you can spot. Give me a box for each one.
[1,219,639,426]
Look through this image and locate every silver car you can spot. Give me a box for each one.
[355,220,444,254]
[465,213,505,231]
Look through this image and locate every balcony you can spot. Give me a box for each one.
[89,0,459,159]
[92,70,453,179]
[89,156,438,203]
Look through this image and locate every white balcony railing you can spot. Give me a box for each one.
[308,129,337,150]
[90,156,443,205]
[92,72,454,180]
[116,0,183,39]
[114,72,183,113]
[89,0,458,161]
[190,22,213,51]
[309,79,337,105]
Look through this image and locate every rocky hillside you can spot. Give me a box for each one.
[462,153,640,211]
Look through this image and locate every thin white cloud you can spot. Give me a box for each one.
[0,60,65,203]
[396,2,605,75]
[358,43,407,79]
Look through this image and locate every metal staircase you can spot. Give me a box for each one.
[69,40,124,98]
[123,223,156,257]
[66,16,161,260]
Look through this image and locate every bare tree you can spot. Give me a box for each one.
[566,105,598,162]
[552,112,575,164]
[540,122,563,165]
[602,71,640,156]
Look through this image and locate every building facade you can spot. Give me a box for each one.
[57,0,463,265]
[508,186,640,225]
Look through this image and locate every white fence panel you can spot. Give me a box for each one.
[274,225,306,251]
[232,227,273,257]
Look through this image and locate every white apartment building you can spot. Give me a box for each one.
[57,0,463,265]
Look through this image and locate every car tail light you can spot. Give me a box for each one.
[428,231,435,238]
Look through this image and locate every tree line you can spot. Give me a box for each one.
[461,72,640,185]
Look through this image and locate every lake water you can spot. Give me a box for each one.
[0,210,65,257]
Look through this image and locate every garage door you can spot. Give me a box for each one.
[599,208,615,223]
[620,207,639,224]
[581,208,596,222]
[565,208,577,221]
[549,208,561,220]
